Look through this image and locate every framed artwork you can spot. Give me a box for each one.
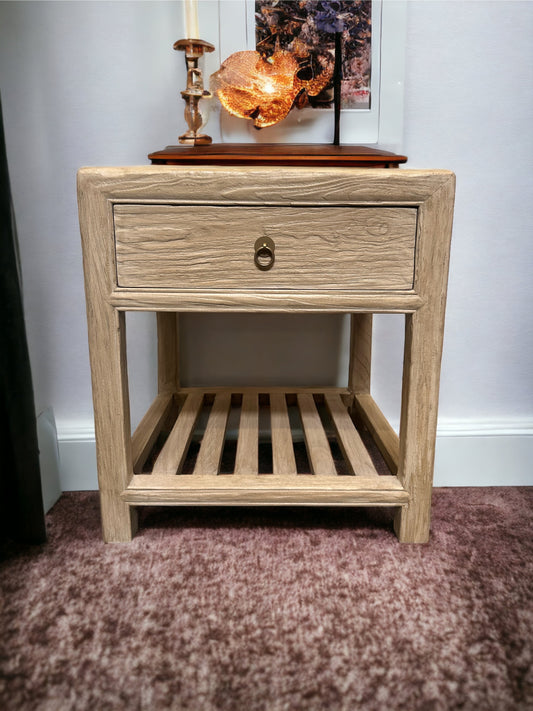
[217,0,406,146]
[253,0,372,111]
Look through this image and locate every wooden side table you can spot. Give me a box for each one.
[78,161,454,544]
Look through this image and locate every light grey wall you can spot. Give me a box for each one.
[403,0,533,424]
[1,1,532,460]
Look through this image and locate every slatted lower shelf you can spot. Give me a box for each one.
[124,388,409,507]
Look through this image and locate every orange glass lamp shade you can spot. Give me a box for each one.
[211,50,332,128]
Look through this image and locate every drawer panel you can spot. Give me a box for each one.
[113,204,417,291]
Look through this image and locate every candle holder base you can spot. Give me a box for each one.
[178,132,212,146]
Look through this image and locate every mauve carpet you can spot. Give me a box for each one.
[1,488,532,711]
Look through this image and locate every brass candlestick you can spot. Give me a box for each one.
[174,38,215,145]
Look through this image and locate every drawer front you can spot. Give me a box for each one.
[113,204,417,291]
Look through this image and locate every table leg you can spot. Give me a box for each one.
[348,313,373,394]
[88,307,137,542]
[157,312,180,393]
[394,310,443,543]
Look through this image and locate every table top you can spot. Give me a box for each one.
[148,144,408,168]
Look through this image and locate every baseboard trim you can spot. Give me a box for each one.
[56,420,533,491]
[37,408,62,512]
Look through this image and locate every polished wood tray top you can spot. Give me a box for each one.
[148,143,407,168]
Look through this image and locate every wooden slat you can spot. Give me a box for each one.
[122,474,409,507]
[324,393,378,477]
[270,393,297,476]
[131,393,175,473]
[152,392,204,475]
[234,393,258,476]
[353,393,399,473]
[193,392,232,476]
[297,393,337,476]
[177,386,351,397]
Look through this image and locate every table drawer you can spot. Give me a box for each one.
[113,204,417,291]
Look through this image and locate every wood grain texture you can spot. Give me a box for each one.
[148,143,408,168]
[77,166,451,207]
[122,474,409,507]
[353,393,400,474]
[131,393,174,474]
[349,314,373,394]
[324,393,378,477]
[157,312,179,392]
[77,166,455,543]
[114,204,416,291]
[270,392,297,476]
[110,291,424,313]
[297,393,337,476]
[193,392,232,476]
[133,388,380,479]
[394,176,456,542]
[78,174,137,542]
[177,386,352,396]
[152,392,203,476]
[234,393,259,476]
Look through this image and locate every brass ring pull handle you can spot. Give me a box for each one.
[254,236,275,271]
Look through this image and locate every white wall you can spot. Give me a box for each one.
[1,1,532,489]
[403,1,533,421]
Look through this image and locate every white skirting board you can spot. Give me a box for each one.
[37,408,62,513]
[56,420,533,492]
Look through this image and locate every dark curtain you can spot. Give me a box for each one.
[0,96,46,544]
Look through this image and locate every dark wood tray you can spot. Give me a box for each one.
[148,143,407,168]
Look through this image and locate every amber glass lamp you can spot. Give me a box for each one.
[211,50,332,129]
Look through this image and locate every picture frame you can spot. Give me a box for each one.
[216,0,406,147]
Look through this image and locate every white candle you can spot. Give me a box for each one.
[183,0,199,39]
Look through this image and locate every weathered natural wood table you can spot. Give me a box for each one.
[78,149,454,543]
